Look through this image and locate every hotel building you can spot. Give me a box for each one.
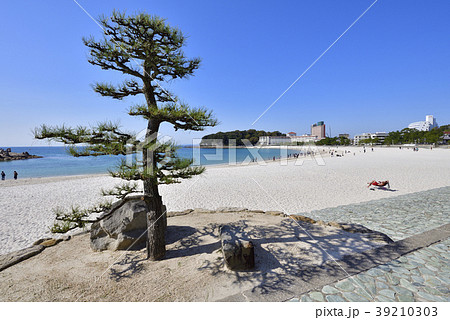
[408,115,438,131]
[311,121,326,140]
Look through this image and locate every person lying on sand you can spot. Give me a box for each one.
[368,180,390,188]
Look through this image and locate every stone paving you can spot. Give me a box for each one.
[289,186,450,302]
[303,186,450,241]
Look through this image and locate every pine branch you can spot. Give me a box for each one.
[101,182,141,199]
[50,199,113,234]
[34,122,137,156]
[109,159,147,181]
[128,102,218,131]
[83,36,143,78]
[93,79,143,100]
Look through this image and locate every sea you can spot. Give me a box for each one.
[0,146,304,179]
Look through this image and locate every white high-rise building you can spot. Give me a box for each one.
[408,115,438,131]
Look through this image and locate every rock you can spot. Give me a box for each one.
[265,211,284,216]
[289,214,316,224]
[219,225,255,271]
[192,208,215,214]
[316,220,328,226]
[0,148,42,162]
[40,239,62,247]
[33,238,52,245]
[0,245,45,271]
[247,210,265,214]
[216,207,248,213]
[59,235,72,241]
[167,209,193,217]
[326,221,340,228]
[337,223,373,233]
[90,197,151,251]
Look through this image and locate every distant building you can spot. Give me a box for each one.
[408,115,438,131]
[286,132,297,137]
[311,121,326,140]
[258,133,318,145]
[353,132,388,145]
[442,132,450,145]
[354,133,370,145]
[258,136,292,145]
[290,134,318,144]
[199,139,223,147]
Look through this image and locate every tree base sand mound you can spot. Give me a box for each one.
[0,211,387,301]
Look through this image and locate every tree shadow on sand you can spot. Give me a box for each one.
[109,253,147,282]
[107,217,407,298]
[194,218,406,297]
[165,224,222,259]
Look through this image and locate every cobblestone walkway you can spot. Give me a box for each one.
[303,186,450,241]
[290,187,450,302]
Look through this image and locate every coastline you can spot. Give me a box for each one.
[0,173,110,188]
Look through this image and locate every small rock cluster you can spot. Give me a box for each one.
[0,148,42,161]
[0,235,70,271]
[167,207,284,217]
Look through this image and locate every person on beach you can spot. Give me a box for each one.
[368,180,390,188]
[13,171,18,180]
[1,171,5,180]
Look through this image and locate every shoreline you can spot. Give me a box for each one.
[1,144,447,181]
[0,146,325,183]
[0,173,110,188]
[0,145,447,187]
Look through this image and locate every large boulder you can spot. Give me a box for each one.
[91,196,156,251]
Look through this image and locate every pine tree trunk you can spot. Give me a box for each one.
[143,181,166,260]
[142,79,167,260]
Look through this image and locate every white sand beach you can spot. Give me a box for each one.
[1,146,449,255]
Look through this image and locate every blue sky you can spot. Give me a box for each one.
[0,0,449,146]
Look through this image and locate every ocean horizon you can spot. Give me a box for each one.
[0,146,304,179]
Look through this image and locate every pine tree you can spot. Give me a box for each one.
[34,11,217,260]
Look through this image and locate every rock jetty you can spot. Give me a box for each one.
[0,148,42,161]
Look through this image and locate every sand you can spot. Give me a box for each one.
[1,146,449,255]
[0,211,388,302]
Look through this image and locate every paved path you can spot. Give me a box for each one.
[304,186,450,241]
[292,239,450,302]
[290,186,450,302]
